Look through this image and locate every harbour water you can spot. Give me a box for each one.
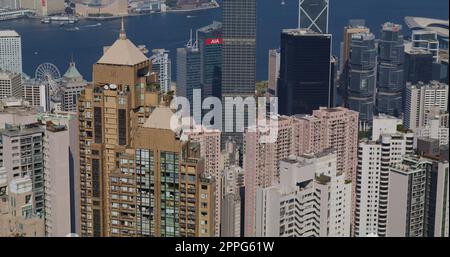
[0,0,448,81]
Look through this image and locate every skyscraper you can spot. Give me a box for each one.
[376,22,405,118]
[150,49,172,94]
[278,29,332,115]
[267,49,280,97]
[404,42,433,85]
[0,30,22,75]
[176,43,201,118]
[77,21,215,237]
[221,0,257,146]
[340,20,370,74]
[298,0,329,34]
[197,21,223,99]
[347,32,377,128]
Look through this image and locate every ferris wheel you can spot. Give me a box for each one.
[35,63,62,101]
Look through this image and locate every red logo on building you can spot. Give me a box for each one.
[41,0,46,7]
[205,38,223,45]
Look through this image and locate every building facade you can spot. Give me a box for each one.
[278,29,332,115]
[376,23,404,117]
[347,32,377,127]
[0,30,22,75]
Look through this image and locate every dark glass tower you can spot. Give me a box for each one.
[376,22,404,117]
[404,45,433,85]
[347,32,377,127]
[278,29,332,115]
[197,21,223,99]
[176,44,201,119]
[221,0,257,146]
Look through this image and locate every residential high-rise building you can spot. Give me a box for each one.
[376,22,404,117]
[42,123,73,236]
[221,0,257,146]
[77,21,215,237]
[0,30,22,75]
[298,0,329,34]
[244,107,358,236]
[414,110,449,146]
[403,81,448,130]
[78,20,160,237]
[278,29,332,115]
[220,164,244,237]
[354,118,414,237]
[37,112,80,236]
[387,156,430,237]
[22,78,50,112]
[0,177,45,237]
[133,107,216,237]
[347,32,377,128]
[267,49,280,97]
[0,70,21,99]
[197,21,222,99]
[1,124,46,216]
[404,42,433,85]
[61,61,87,112]
[416,139,449,237]
[150,49,172,94]
[255,151,352,237]
[186,127,222,236]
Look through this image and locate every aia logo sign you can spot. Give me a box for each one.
[205,38,223,45]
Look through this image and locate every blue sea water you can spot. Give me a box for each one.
[0,0,448,81]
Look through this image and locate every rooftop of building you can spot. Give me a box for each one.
[1,124,44,137]
[0,98,38,114]
[408,80,449,89]
[142,106,174,130]
[0,30,20,37]
[404,41,433,54]
[97,19,148,66]
[405,16,449,38]
[63,61,83,80]
[282,28,331,37]
[382,22,402,32]
[197,21,222,33]
[351,32,375,41]
[0,70,21,78]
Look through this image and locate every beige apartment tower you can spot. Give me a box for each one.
[78,21,215,237]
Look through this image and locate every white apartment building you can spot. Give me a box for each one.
[0,30,22,74]
[404,81,448,131]
[23,78,50,112]
[0,70,21,99]
[387,156,430,237]
[256,151,352,237]
[354,117,414,237]
[150,49,172,93]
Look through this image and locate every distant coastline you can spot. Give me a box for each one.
[0,0,220,22]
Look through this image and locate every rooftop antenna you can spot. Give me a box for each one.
[119,16,126,40]
[187,29,193,47]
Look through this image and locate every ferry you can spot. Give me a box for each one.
[41,16,79,24]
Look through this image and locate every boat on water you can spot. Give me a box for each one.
[41,16,79,24]
[41,17,51,24]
